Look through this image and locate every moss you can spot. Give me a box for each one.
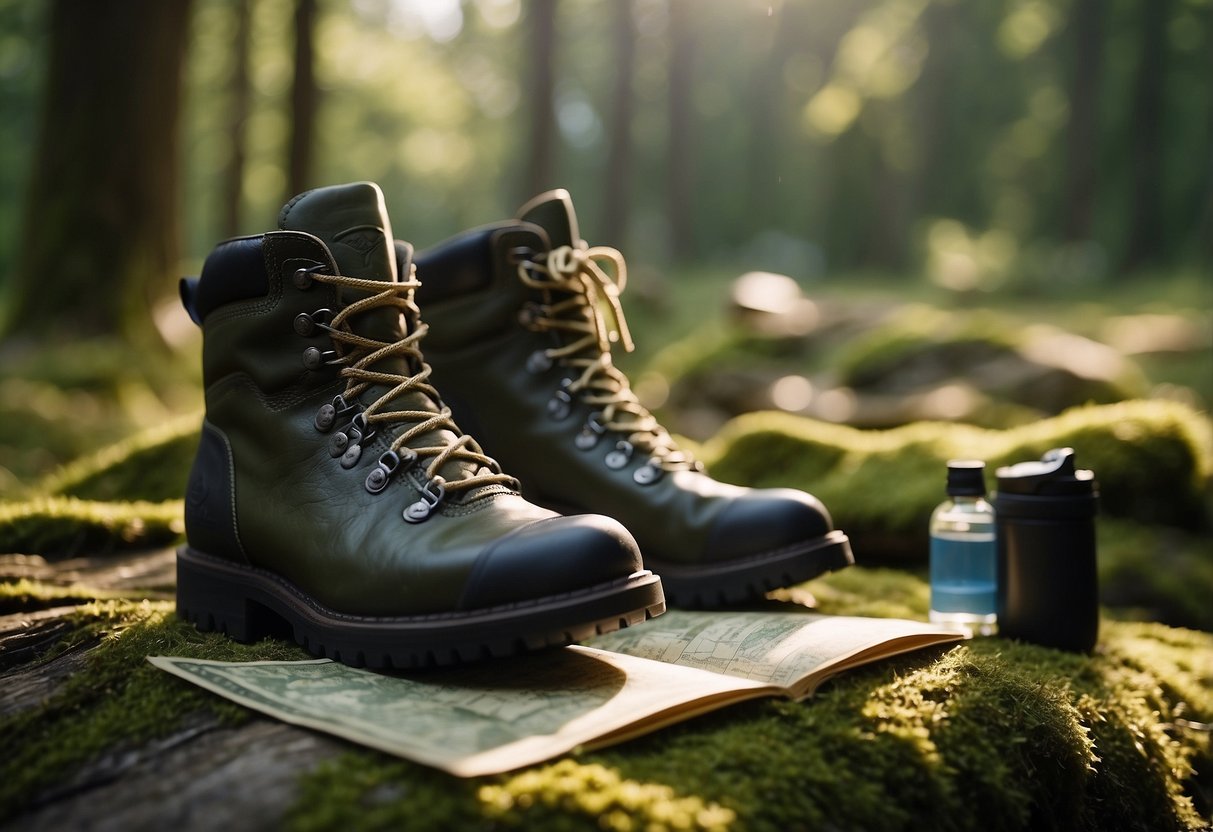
[0,600,309,819]
[0,496,184,556]
[36,412,200,502]
[832,304,1024,387]
[0,578,126,614]
[4,576,1209,830]
[282,616,1211,831]
[478,760,737,831]
[0,337,202,493]
[702,399,1212,544]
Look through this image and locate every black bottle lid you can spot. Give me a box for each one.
[995,447,1097,496]
[945,459,987,496]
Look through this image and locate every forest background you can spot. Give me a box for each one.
[0,0,1209,507]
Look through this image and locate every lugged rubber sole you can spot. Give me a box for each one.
[644,530,855,608]
[176,547,666,669]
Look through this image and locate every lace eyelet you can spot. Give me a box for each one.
[547,388,573,420]
[314,404,337,432]
[314,394,352,433]
[575,413,606,450]
[351,412,376,443]
[633,460,663,485]
[403,477,446,523]
[292,263,325,289]
[526,350,553,374]
[365,449,408,494]
[506,246,535,265]
[294,308,334,337]
[340,443,363,468]
[518,302,544,328]
[604,440,634,470]
[302,347,338,370]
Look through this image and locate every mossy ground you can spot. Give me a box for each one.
[1,280,1209,828]
[3,571,1210,831]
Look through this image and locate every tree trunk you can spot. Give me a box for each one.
[600,0,636,249]
[1063,0,1102,242]
[521,0,559,201]
[221,0,254,240]
[666,0,695,260]
[5,0,192,344]
[1122,0,1171,271]
[746,3,804,234]
[286,0,318,200]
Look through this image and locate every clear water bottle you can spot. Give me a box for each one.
[929,460,997,635]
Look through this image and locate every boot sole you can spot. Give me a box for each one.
[644,530,854,608]
[176,547,666,669]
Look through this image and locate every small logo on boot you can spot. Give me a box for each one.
[187,472,220,528]
[334,225,384,267]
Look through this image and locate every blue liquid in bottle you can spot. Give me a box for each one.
[929,462,997,635]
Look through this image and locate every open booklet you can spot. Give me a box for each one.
[150,610,962,777]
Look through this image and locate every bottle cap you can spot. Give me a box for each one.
[995,447,1097,496]
[945,459,987,496]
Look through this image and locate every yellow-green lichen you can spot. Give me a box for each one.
[0,496,184,556]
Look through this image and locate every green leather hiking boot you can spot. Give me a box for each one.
[177,183,664,668]
[409,190,854,607]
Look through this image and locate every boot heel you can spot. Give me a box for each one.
[176,547,257,641]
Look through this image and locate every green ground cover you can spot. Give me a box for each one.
[2,573,1209,830]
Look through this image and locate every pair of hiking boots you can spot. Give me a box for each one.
[178,182,853,669]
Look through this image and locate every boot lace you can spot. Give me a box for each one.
[516,245,700,472]
[304,262,518,501]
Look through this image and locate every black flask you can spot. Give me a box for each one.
[994,448,1099,653]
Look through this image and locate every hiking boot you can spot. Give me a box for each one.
[176,182,664,668]
[409,190,854,607]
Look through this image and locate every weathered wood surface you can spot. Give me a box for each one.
[1,548,176,595]
[1,548,348,831]
[5,712,345,832]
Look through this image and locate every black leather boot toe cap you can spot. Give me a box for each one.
[705,488,835,561]
[459,514,645,610]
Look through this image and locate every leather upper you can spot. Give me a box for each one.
[185,184,645,616]
[411,205,838,568]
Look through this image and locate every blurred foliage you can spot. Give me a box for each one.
[0,0,1210,290]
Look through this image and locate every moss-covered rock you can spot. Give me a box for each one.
[0,497,184,556]
[700,400,1213,628]
[0,412,200,556]
[702,399,1211,541]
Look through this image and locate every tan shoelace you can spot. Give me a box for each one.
[310,263,517,497]
[517,245,700,472]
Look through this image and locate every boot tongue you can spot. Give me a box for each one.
[279,182,408,355]
[279,182,397,282]
[281,184,483,494]
[517,189,581,249]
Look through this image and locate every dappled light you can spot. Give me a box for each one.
[0,2,1210,826]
